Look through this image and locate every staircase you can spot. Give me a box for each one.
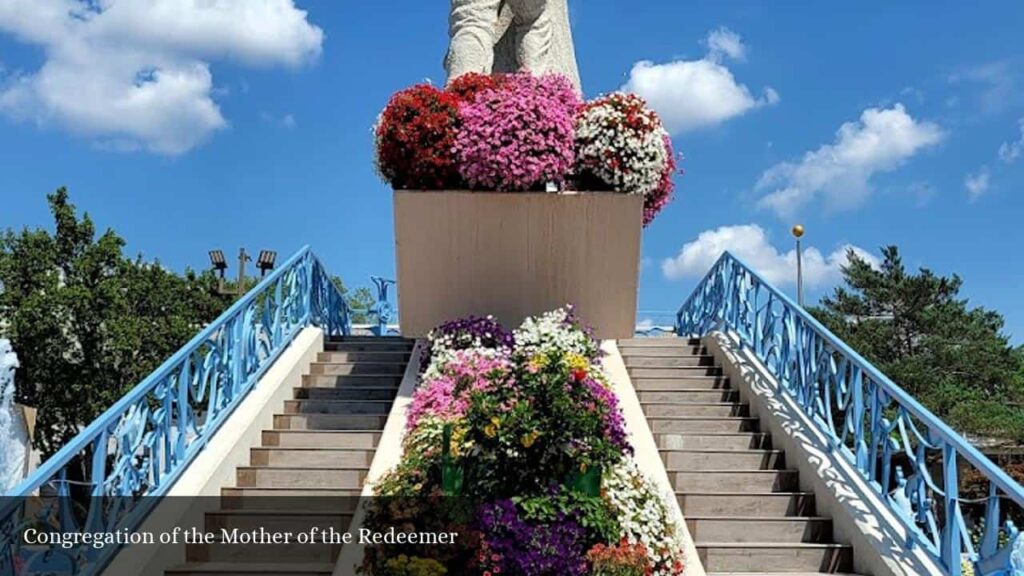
[619,337,861,576]
[165,336,413,576]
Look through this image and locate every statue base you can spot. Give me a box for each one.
[393,190,642,337]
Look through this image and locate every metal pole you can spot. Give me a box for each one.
[792,224,805,307]
[237,248,250,297]
[796,238,803,307]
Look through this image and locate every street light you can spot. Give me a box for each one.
[256,250,277,277]
[792,224,805,307]
[207,248,272,297]
[208,250,228,292]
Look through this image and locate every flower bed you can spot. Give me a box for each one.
[361,307,685,576]
[374,72,682,225]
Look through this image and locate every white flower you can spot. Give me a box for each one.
[604,459,686,576]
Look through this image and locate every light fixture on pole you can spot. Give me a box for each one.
[208,250,227,292]
[256,250,278,278]
[792,224,805,307]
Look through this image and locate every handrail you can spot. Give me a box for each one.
[677,251,1024,576]
[0,246,351,575]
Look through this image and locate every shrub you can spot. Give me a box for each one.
[575,92,676,225]
[375,84,461,189]
[454,73,580,190]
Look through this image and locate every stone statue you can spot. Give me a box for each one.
[446,0,582,92]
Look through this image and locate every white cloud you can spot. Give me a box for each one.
[661,224,879,289]
[999,118,1024,164]
[948,60,1020,115]
[755,104,944,217]
[0,0,323,154]
[706,27,745,62]
[965,167,991,200]
[622,28,777,135]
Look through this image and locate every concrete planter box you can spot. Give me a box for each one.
[393,190,642,338]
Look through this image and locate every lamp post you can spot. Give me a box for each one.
[208,248,276,297]
[792,224,805,307]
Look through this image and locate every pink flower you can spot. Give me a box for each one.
[454,72,580,191]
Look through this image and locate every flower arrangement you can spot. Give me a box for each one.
[373,73,682,224]
[374,84,461,190]
[360,307,684,576]
[454,73,580,190]
[574,92,677,225]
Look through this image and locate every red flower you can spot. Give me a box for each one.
[446,72,503,103]
[572,368,588,382]
[375,84,461,189]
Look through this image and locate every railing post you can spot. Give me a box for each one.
[942,441,961,575]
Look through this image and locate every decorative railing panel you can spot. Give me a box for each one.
[0,246,351,575]
[677,252,1024,576]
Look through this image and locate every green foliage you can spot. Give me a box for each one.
[811,246,1024,441]
[513,490,622,545]
[0,189,232,459]
[331,275,376,324]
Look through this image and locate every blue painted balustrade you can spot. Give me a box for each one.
[0,246,354,575]
[676,251,1024,576]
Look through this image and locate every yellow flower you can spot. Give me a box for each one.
[565,353,589,372]
[520,431,540,448]
[484,424,497,438]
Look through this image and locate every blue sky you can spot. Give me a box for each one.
[1,1,1022,341]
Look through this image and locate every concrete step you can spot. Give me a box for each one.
[220,487,362,507]
[204,509,353,533]
[186,540,341,564]
[283,399,393,415]
[236,466,366,489]
[301,374,403,388]
[638,389,739,403]
[273,413,389,431]
[649,417,759,434]
[677,492,816,518]
[250,448,374,468]
[642,402,749,418]
[708,569,860,573]
[323,341,413,353]
[672,470,799,492]
[656,433,771,451]
[328,336,411,343]
[308,362,406,376]
[261,430,381,449]
[662,449,784,471]
[697,543,853,573]
[625,355,717,367]
[166,562,334,575]
[317,351,411,363]
[292,387,398,401]
[629,366,724,378]
[620,346,707,357]
[618,337,701,347]
[687,516,832,544]
[631,376,730,390]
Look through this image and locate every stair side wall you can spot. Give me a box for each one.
[102,327,326,576]
[703,331,945,576]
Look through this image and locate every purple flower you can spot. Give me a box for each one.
[478,499,589,576]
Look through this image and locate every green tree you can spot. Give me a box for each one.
[331,276,377,324]
[812,246,1024,441]
[0,188,231,459]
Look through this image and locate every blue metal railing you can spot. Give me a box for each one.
[677,251,1024,576]
[0,246,351,575]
